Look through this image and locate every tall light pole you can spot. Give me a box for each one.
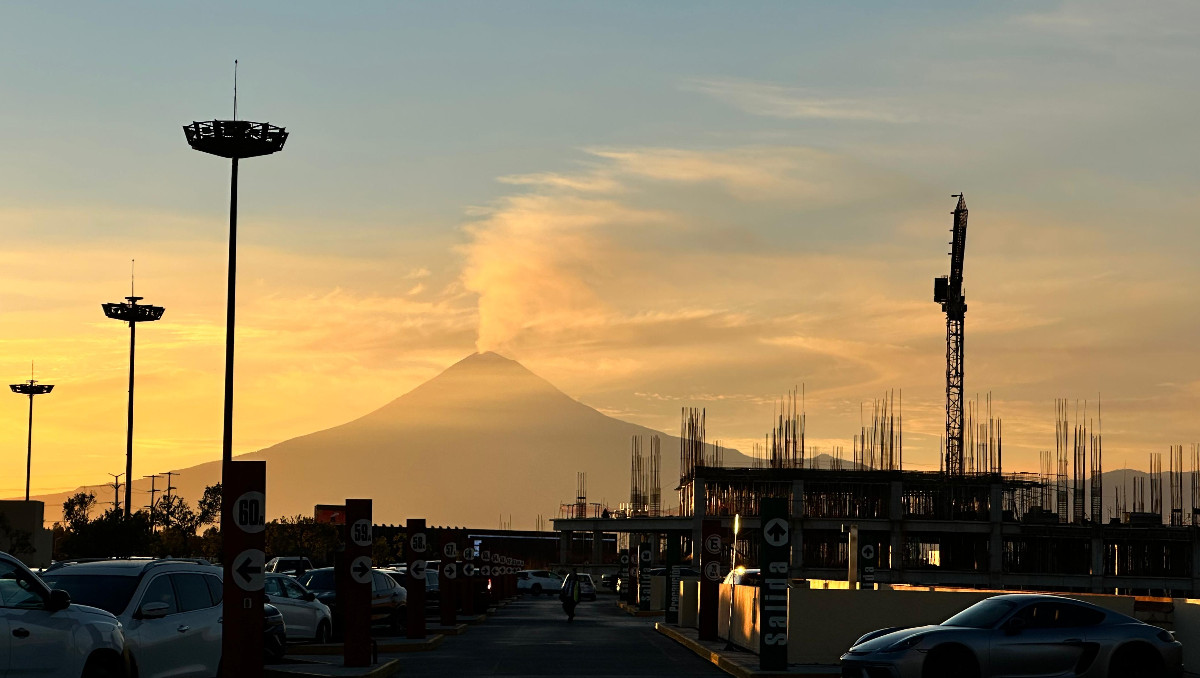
[183,104,287,467]
[10,374,53,501]
[103,293,165,517]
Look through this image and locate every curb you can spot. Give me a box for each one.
[618,602,664,617]
[654,623,838,678]
[265,658,401,678]
[290,634,445,655]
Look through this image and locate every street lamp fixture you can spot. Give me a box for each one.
[103,294,165,516]
[10,377,54,501]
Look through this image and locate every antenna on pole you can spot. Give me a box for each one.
[131,259,135,297]
[233,59,238,121]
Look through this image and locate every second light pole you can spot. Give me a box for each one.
[103,293,164,517]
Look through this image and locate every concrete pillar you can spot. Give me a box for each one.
[988,483,1003,588]
[790,480,805,571]
[559,530,571,564]
[889,480,904,575]
[592,530,603,564]
[1090,529,1105,593]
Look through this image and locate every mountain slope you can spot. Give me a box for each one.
[34,352,748,527]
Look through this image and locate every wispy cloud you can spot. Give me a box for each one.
[682,78,918,123]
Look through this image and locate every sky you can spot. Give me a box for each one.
[2,1,1199,498]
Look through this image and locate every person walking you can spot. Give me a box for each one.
[560,570,582,621]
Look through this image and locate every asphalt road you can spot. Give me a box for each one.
[394,595,727,677]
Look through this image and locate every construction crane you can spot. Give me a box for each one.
[934,194,968,475]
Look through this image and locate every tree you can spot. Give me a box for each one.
[62,492,96,534]
[155,495,201,535]
[197,483,221,527]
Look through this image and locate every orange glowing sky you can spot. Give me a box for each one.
[2,2,1199,498]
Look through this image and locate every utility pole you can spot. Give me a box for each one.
[107,473,124,513]
[103,268,165,517]
[10,366,54,501]
[144,474,161,529]
[164,471,180,500]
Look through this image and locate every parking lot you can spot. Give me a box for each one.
[388,596,725,678]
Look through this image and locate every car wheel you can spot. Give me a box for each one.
[265,636,287,663]
[922,644,979,678]
[531,583,542,596]
[314,620,331,644]
[1108,643,1165,678]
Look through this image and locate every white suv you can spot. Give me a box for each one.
[0,550,126,678]
[41,559,223,678]
[515,570,562,596]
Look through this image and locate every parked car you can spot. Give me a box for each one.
[296,567,406,630]
[264,557,313,577]
[263,602,288,662]
[722,567,761,586]
[576,573,597,601]
[840,593,1183,678]
[0,550,127,678]
[40,558,225,678]
[515,570,562,596]
[264,573,332,643]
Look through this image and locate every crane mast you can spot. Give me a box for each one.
[934,194,968,475]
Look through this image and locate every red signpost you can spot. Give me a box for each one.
[222,461,266,678]
[406,518,428,639]
[341,499,373,667]
[439,530,458,627]
[699,519,723,640]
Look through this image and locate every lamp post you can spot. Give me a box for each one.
[183,119,287,467]
[103,295,165,517]
[9,377,53,501]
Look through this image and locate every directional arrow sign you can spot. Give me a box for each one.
[620,554,629,565]
[463,563,475,577]
[410,559,427,579]
[234,549,265,591]
[764,518,789,547]
[350,555,372,584]
[862,544,876,561]
[481,565,491,576]
[443,563,458,580]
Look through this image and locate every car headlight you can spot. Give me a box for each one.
[883,634,926,653]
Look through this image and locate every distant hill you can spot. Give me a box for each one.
[31,352,749,527]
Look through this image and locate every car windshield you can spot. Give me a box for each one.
[40,574,140,615]
[299,570,335,592]
[941,599,1018,628]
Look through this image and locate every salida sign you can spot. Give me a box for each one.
[758,497,789,671]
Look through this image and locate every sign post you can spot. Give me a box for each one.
[222,461,266,678]
[665,536,681,624]
[439,531,458,627]
[759,497,790,670]
[461,539,477,616]
[637,542,652,611]
[859,540,878,589]
[699,519,723,640]
[341,500,373,667]
[406,518,428,638]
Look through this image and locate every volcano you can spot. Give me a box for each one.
[35,352,746,527]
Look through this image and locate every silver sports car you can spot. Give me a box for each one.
[839,593,1181,678]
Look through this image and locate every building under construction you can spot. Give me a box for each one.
[553,196,1200,597]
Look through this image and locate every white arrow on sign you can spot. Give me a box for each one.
[350,555,372,584]
[233,549,265,591]
[233,492,266,534]
[350,519,373,547]
[443,563,458,580]
[763,518,789,547]
[410,560,427,579]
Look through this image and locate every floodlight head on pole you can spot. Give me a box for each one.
[183,120,287,159]
[10,380,53,396]
[102,296,165,324]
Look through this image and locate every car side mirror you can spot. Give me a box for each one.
[1005,617,1027,635]
[138,602,170,620]
[303,592,316,602]
[48,589,71,612]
